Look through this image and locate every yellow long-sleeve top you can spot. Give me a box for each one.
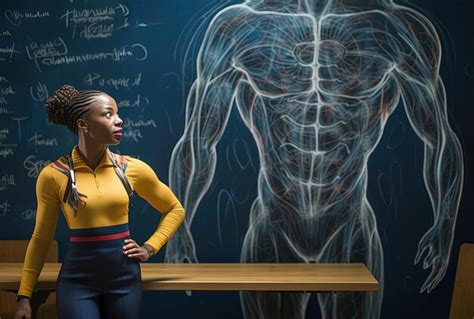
[18,146,185,298]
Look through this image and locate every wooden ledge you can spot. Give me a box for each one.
[0,263,379,292]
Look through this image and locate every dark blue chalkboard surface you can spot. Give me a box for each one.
[0,1,473,318]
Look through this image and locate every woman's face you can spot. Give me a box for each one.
[79,94,124,145]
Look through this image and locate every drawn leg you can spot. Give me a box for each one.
[239,199,310,319]
[317,203,384,319]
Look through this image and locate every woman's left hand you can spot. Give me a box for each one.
[123,239,153,262]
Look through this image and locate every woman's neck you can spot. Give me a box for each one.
[76,140,107,171]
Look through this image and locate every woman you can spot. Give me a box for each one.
[14,85,185,319]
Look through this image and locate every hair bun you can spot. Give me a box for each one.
[45,84,79,125]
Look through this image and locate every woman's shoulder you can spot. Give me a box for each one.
[118,155,159,182]
[116,154,151,171]
[121,154,145,166]
[46,155,69,175]
[36,155,68,184]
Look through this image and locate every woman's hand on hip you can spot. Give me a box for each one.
[14,298,31,319]
[123,238,154,262]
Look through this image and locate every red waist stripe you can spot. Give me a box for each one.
[70,230,130,242]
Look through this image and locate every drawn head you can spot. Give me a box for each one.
[45,84,123,145]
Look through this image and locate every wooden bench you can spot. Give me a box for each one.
[450,243,474,319]
[0,262,378,318]
[0,240,58,319]
[0,262,378,292]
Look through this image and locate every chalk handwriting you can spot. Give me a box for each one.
[60,4,129,28]
[83,72,142,89]
[132,72,142,86]
[0,199,10,217]
[117,94,149,108]
[123,129,143,142]
[30,82,49,102]
[0,174,15,191]
[135,20,163,28]
[0,130,14,157]
[12,117,28,141]
[123,118,157,129]
[4,9,50,26]
[115,117,156,142]
[117,18,129,30]
[0,77,8,106]
[130,43,147,61]
[4,10,21,27]
[61,4,130,39]
[0,86,15,95]
[21,209,36,221]
[26,37,68,72]
[31,42,148,72]
[26,37,68,60]
[116,4,130,16]
[0,147,14,158]
[23,155,51,178]
[0,30,12,37]
[0,42,20,60]
[0,78,9,109]
[28,131,58,148]
[0,128,8,140]
[79,22,114,40]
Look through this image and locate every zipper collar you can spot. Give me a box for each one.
[71,145,115,171]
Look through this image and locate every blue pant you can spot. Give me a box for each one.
[56,224,142,319]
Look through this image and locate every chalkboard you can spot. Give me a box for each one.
[0,1,230,317]
[0,0,208,238]
[1,1,473,319]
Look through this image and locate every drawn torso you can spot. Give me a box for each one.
[225,5,406,255]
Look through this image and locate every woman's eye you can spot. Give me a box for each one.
[106,112,112,117]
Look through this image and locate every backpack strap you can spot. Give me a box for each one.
[51,154,83,208]
[107,150,133,197]
[51,157,69,176]
[115,154,128,172]
[51,156,76,204]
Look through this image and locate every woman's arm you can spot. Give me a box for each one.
[18,165,60,298]
[125,157,185,254]
[15,165,60,319]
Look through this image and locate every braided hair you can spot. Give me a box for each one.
[45,84,103,134]
[45,84,104,213]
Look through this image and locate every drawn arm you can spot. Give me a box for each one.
[393,7,464,293]
[164,7,244,263]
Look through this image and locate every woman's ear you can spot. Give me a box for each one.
[77,118,88,133]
